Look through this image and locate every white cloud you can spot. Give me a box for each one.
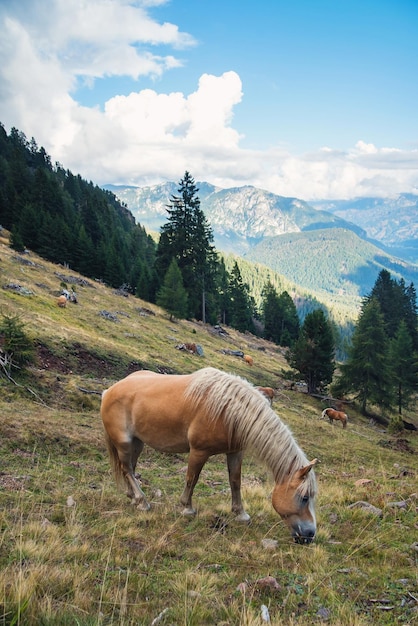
[355,141,378,155]
[1,0,418,200]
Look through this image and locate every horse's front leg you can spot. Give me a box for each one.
[227,451,250,523]
[179,448,210,516]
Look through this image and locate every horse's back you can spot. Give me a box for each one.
[101,370,191,420]
[100,371,199,452]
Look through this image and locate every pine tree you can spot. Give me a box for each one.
[389,320,418,420]
[226,262,256,333]
[402,281,418,351]
[0,314,35,376]
[286,309,335,394]
[156,258,188,321]
[155,172,218,321]
[207,257,229,325]
[333,298,393,414]
[262,281,300,346]
[135,262,152,302]
[278,290,300,346]
[9,223,25,252]
[366,269,418,346]
[262,281,282,343]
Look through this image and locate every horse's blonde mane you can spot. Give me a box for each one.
[184,367,316,496]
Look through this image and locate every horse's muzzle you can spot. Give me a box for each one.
[292,524,316,545]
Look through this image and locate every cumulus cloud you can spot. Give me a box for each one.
[0,0,417,200]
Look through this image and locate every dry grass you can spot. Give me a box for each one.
[0,238,417,625]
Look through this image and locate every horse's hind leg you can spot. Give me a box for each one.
[117,440,150,510]
[125,438,145,496]
[227,451,250,523]
[179,448,210,516]
[131,437,144,474]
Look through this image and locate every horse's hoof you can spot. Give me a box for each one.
[130,498,150,511]
[137,501,151,511]
[235,512,251,523]
[181,507,196,516]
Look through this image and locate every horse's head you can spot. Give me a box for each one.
[271,459,317,544]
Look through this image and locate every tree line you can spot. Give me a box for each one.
[0,124,157,298]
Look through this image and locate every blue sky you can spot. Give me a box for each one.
[1,0,418,200]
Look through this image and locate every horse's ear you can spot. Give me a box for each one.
[298,459,317,479]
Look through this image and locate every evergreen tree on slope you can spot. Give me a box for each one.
[389,320,418,423]
[156,258,188,321]
[286,309,335,394]
[333,298,392,415]
[155,171,217,320]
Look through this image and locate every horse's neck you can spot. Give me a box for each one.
[244,408,306,482]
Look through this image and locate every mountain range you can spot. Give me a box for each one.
[105,182,418,302]
[311,194,418,263]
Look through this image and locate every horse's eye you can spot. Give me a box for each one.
[300,495,309,504]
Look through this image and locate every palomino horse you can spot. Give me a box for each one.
[256,386,275,405]
[321,407,348,429]
[101,367,317,544]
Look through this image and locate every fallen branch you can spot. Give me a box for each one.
[310,393,353,405]
[77,386,103,396]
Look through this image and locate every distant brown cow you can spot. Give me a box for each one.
[243,354,253,366]
[57,295,67,308]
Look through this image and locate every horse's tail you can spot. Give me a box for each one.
[101,390,126,490]
[103,428,125,490]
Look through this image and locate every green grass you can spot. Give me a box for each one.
[1,237,417,625]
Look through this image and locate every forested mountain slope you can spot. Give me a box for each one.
[312,194,418,263]
[0,124,156,295]
[244,228,418,298]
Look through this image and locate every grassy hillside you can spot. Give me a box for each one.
[1,235,417,626]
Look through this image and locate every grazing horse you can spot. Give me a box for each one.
[257,386,275,405]
[321,407,348,429]
[101,367,317,544]
[243,354,253,366]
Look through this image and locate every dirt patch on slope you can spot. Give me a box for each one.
[36,342,130,378]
